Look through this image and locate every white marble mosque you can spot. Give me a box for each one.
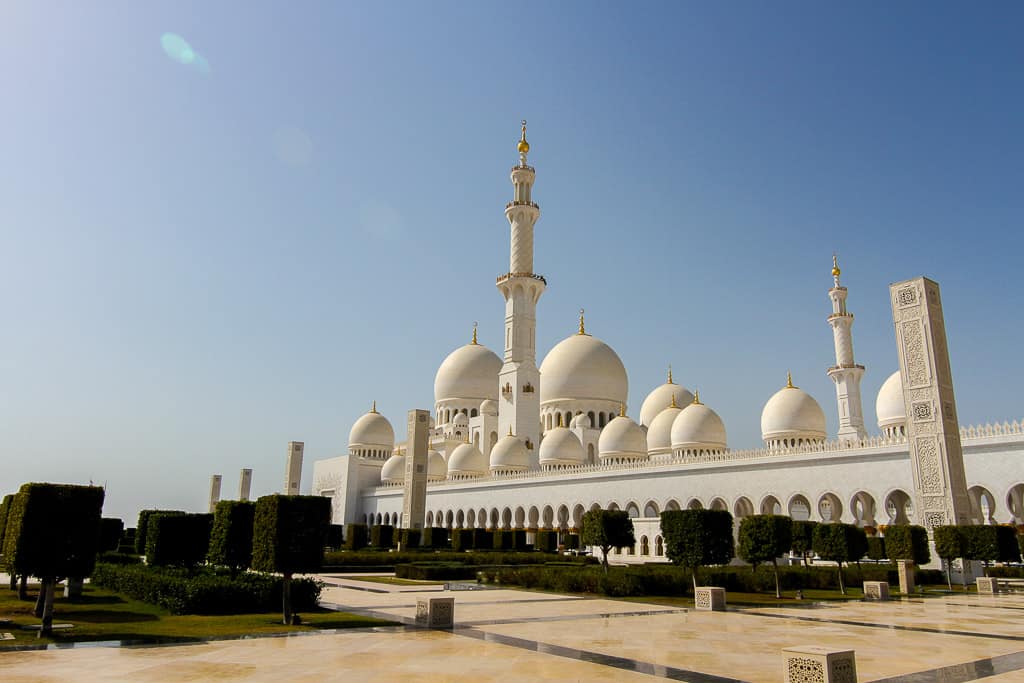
[312,123,1024,562]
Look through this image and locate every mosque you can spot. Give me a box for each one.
[311,123,1024,561]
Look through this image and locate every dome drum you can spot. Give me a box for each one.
[541,400,622,434]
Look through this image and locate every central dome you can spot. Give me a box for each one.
[540,333,628,405]
[434,342,502,403]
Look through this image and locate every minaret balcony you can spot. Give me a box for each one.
[505,200,540,210]
[496,272,547,286]
[827,363,865,373]
[510,164,535,174]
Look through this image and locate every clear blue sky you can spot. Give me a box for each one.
[2,3,1022,523]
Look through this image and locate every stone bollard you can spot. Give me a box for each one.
[415,597,454,628]
[976,577,999,594]
[63,577,84,599]
[783,646,857,683]
[694,587,726,611]
[896,559,915,595]
[863,581,890,601]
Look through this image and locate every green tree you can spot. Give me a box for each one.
[0,493,16,592]
[790,520,818,567]
[811,523,865,595]
[135,509,184,555]
[145,513,212,570]
[1,483,105,636]
[961,525,1020,576]
[933,525,964,590]
[581,509,635,573]
[866,537,887,562]
[737,514,792,598]
[207,501,255,576]
[97,518,125,553]
[252,495,331,625]
[884,525,931,565]
[661,509,735,590]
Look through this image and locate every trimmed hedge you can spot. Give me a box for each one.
[962,525,1021,567]
[326,524,344,550]
[661,509,734,578]
[369,525,394,549]
[472,529,493,550]
[451,529,474,551]
[146,513,213,568]
[396,562,477,581]
[564,533,580,550]
[493,529,527,551]
[252,495,331,575]
[98,518,125,553]
[399,528,422,549]
[207,501,256,573]
[535,530,558,553]
[323,549,597,567]
[345,524,369,551]
[884,525,930,565]
[97,551,143,565]
[91,563,321,614]
[422,527,449,549]
[866,537,887,562]
[791,520,818,565]
[117,528,136,555]
[136,509,185,555]
[0,493,14,560]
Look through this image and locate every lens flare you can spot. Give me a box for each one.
[160,33,209,74]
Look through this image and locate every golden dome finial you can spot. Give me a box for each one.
[578,308,586,335]
[619,403,625,418]
[670,393,678,409]
[370,400,378,414]
[471,321,478,345]
[668,364,674,384]
[832,253,841,278]
[692,390,701,405]
[518,119,530,156]
[786,371,795,389]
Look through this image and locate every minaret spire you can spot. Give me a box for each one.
[497,120,545,465]
[826,254,867,442]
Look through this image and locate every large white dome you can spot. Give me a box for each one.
[427,450,447,481]
[348,407,395,450]
[490,433,530,472]
[540,333,628,405]
[639,377,694,427]
[876,371,906,429]
[539,427,586,466]
[598,414,647,460]
[434,342,502,403]
[646,405,683,452]
[671,400,727,450]
[761,377,826,443]
[380,453,404,484]
[448,442,487,478]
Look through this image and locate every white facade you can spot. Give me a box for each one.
[311,124,1024,562]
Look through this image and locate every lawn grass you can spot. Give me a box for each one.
[347,576,440,586]
[0,583,395,649]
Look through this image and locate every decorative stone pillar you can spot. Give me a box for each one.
[863,581,890,601]
[783,647,857,683]
[416,597,454,628]
[889,278,971,529]
[694,587,726,611]
[208,474,222,513]
[896,560,915,594]
[976,577,999,594]
[401,409,430,530]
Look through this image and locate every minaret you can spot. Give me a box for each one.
[826,255,868,442]
[496,121,544,466]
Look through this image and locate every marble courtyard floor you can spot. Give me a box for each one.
[2,573,1024,682]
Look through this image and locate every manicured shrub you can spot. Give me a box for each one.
[326,524,344,550]
[399,528,422,549]
[661,509,734,588]
[91,562,321,615]
[422,527,449,549]
[98,518,125,553]
[960,525,1019,575]
[582,509,636,571]
[535,530,558,553]
[2,483,105,635]
[146,513,213,569]
[866,537,887,562]
[451,529,475,551]
[252,494,331,624]
[0,493,14,558]
[790,520,818,566]
[207,500,255,575]
[812,523,866,594]
[117,528,136,555]
[884,525,931,565]
[344,524,368,550]
[472,529,493,550]
[737,514,792,598]
[369,525,394,549]
[933,525,964,590]
[322,549,597,568]
[396,562,477,581]
[565,534,580,550]
[96,551,142,565]
[135,509,184,555]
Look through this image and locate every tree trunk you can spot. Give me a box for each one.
[34,582,46,617]
[837,562,846,595]
[983,560,989,578]
[38,579,55,637]
[961,557,968,590]
[944,559,952,591]
[692,568,698,593]
[772,559,781,599]
[601,547,609,574]
[9,573,15,591]
[282,572,293,625]
[18,575,28,599]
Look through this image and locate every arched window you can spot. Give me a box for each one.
[640,536,649,555]
[655,536,663,556]
[471,409,478,418]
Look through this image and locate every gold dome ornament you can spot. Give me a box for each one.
[517,119,530,155]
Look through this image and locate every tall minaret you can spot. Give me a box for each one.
[826,255,868,442]
[496,121,544,466]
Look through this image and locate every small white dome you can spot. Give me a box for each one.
[598,414,647,460]
[539,427,585,466]
[639,377,694,427]
[434,342,502,403]
[571,413,592,429]
[647,405,683,452]
[876,371,906,429]
[348,408,395,450]
[490,433,530,472]
[453,412,469,427]
[427,450,447,481]
[380,453,404,484]
[480,399,498,416]
[540,332,628,405]
[447,442,487,477]
[761,377,826,442]
[671,401,727,450]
